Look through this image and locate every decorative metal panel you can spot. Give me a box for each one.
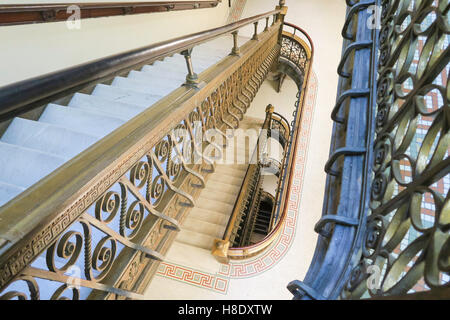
[342,0,449,298]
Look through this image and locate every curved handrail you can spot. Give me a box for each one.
[273,22,314,226]
[220,23,314,260]
[271,111,291,143]
[0,9,280,122]
[282,22,314,59]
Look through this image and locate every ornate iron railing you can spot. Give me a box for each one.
[0,9,283,300]
[289,0,449,300]
[278,22,313,89]
[280,22,310,72]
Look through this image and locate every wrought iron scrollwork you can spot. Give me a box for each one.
[341,0,449,299]
[0,17,281,299]
[289,0,448,300]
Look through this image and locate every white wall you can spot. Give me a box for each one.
[241,0,347,281]
[0,0,231,86]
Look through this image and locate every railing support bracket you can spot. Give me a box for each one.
[314,215,359,238]
[181,48,200,87]
[287,280,326,300]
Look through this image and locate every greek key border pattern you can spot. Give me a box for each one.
[156,262,229,294]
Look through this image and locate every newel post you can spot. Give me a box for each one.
[212,239,230,263]
[276,0,288,45]
[265,104,274,128]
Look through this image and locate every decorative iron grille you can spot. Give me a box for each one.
[342,0,449,298]
[289,0,449,300]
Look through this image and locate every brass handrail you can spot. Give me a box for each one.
[212,106,291,261]
[267,111,290,229]
[265,22,314,246]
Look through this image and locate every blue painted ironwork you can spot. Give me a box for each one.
[288,0,379,300]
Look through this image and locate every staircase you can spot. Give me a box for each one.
[0,6,299,300]
[0,32,269,299]
[0,37,236,207]
[0,32,266,290]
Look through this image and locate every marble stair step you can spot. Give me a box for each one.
[39,104,125,138]
[199,190,238,207]
[182,217,226,239]
[196,198,234,215]
[0,142,65,190]
[111,76,178,97]
[69,93,146,120]
[208,173,243,187]
[1,117,97,160]
[91,84,162,107]
[187,207,230,226]
[202,181,241,196]
[0,181,25,207]
[176,228,216,250]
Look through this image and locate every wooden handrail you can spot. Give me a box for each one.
[0,1,221,26]
[214,22,315,261]
[282,22,314,57]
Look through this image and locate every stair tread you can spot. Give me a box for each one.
[208,174,243,187]
[92,84,162,107]
[0,181,25,207]
[127,70,185,87]
[214,166,247,177]
[111,76,180,96]
[0,141,65,190]
[196,198,234,215]
[176,228,216,250]
[69,93,145,120]
[203,182,241,196]
[1,117,97,160]
[40,104,125,138]
[198,191,238,206]
[182,216,226,239]
[187,207,230,226]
